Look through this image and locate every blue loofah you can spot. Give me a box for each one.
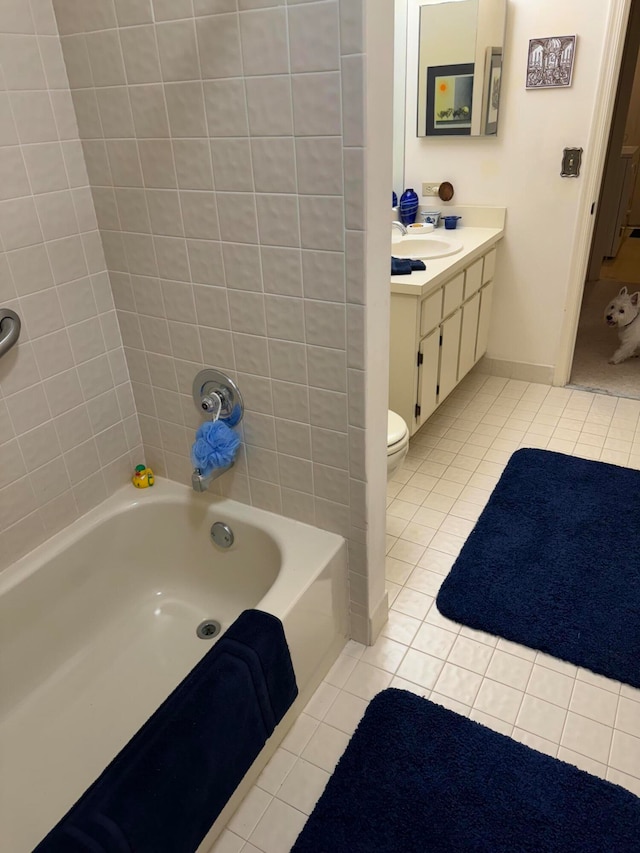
[226,403,242,427]
[191,420,240,476]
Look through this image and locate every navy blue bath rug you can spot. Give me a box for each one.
[292,689,640,852]
[436,448,640,688]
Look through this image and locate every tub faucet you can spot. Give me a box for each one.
[392,221,407,236]
[191,463,233,492]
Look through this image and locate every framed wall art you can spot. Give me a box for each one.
[425,63,474,136]
[526,35,576,89]
[484,47,502,135]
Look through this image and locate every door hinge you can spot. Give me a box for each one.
[436,384,440,396]
[415,403,421,418]
[417,351,423,366]
[439,334,443,346]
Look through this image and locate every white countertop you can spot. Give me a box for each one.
[390,206,506,298]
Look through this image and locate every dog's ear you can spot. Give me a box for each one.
[632,292,640,307]
[619,286,628,296]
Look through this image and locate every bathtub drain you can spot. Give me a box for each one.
[196,619,221,639]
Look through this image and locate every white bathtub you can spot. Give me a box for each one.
[0,479,348,853]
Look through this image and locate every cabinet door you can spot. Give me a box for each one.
[459,291,481,380]
[463,258,483,299]
[416,328,440,429]
[475,281,494,362]
[482,248,496,284]
[438,309,462,403]
[389,294,421,434]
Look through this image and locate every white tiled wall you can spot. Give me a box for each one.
[51,0,382,641]
[0,0,142,571]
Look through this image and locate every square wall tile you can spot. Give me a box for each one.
[251,138,296,194]
[288,1,340,72]
[85,30,127,87]
[173,140,214,190]
[239,7,289,76]
[256,194,300,248]
[262,246,302,297]
[292,72,341,136]
[120,26,162,84]
[0,198,43,250]
[114,0,154,26]
[210,138,254,192]
[299,196,344,251]
[296,137,343,195]
[245,76,293,136]
[129,85,171,138]
[0,34,46,90]
[217,193,258,243]
[204,79,249,137]
[156,20,200,82]
[302,250,345,302]
[265,295,305,342]
[165,82,208,138]
[196,13,243,79]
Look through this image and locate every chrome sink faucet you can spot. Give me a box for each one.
[392,221,407,236]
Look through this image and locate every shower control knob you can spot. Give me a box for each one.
[201,393,222,420]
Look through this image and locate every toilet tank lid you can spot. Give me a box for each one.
[388,410,408,446]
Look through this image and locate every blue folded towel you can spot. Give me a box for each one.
[191,420,240,475]
[391,257,426,275]
[35,610,298,853]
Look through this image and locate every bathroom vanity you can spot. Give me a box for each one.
[389,208,505,435]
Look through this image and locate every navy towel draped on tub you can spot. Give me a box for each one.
[35,609,298,853]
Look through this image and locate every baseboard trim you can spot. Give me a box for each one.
[349,591,389,645]
[369,591,389,643]
[476,356,555,385]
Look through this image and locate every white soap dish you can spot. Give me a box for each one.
[406,222,434,234]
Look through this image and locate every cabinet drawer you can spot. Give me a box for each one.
[482,248,496,284]
[464,258,483,299]
[420,288,443,336]
[443,272,464,316]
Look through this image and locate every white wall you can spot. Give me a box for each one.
[403,0,618,373]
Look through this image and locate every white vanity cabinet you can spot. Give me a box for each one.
[390,246,497,436]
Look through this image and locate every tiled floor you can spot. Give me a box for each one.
[210,372,640,853]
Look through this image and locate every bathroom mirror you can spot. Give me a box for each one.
[416,0,507,137]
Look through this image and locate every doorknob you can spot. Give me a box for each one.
[0,308,21,359]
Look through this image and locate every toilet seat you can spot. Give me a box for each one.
[387,410,409,479]
[387,410,409,452]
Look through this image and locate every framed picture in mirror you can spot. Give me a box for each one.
[483,47,502,135]
[425,63,474,136]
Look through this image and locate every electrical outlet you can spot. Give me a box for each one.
[422,182,440,196]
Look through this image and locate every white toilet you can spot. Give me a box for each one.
[387,410,409,478]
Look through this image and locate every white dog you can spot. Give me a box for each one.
[604,286,640,364]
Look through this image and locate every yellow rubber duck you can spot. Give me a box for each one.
[132,464,154,488]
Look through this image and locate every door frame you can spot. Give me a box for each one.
[554,0,634,386]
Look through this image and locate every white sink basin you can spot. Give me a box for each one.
[392,234,463,260]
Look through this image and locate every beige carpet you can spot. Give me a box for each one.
[570,278,640,398]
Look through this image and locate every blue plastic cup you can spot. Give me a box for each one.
[443,216,461,230]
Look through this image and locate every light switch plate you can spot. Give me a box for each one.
[422,182,440,196]
[561,148,583,177]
